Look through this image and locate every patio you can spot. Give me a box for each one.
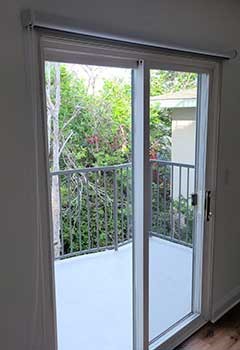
[55,236,192,350]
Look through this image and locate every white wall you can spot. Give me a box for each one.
[211,61,240,320]
[172,108,196,166]
[1,1,240,349]
[171,108,196,199]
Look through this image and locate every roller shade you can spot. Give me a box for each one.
[22,9,237,60]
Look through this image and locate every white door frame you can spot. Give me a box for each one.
[28,30,221,350]
[146,63,221,350]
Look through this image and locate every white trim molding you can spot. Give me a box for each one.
[212,285,240,322]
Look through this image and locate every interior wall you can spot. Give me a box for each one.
[211,60,240,321]
[1,1,240,349]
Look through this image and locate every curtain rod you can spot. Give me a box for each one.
[21,9,237,60]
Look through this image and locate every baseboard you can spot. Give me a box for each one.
[211,285,240,322]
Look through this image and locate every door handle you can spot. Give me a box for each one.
[191,193,198,206]
[205,190,212,221]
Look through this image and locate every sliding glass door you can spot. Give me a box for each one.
[40,35,218,350]
[148,69,199,344]
[45,60,134,350]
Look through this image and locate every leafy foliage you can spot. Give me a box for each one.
[150,70,197,96]
[46,63,196,256]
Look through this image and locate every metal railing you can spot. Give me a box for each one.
[51,163,132,259]
[50,160,195,259]
[150,160,195,247]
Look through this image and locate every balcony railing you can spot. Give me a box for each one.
[150,160,195,247]
[50,160,195,259]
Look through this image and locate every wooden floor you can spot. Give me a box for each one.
[176,303,240,349]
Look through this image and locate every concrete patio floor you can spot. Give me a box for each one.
[54,237,193,350]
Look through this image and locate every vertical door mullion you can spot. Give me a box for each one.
[192,73,209,315]
[132,60,150,350]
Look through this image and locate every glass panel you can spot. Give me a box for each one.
[45,62,133,350]
[149,70,198,343]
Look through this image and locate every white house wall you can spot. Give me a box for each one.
[171,107,196,199]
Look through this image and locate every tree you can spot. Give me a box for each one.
[150,70,197,96]
[46,62,88,256]
[46,62,61,257]
[46,63,197,256]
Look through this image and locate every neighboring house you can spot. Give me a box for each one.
[150,88,197,199]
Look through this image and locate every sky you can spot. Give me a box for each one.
[64,62,131,93]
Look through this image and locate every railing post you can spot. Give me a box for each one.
[113,169,118,251]
[103,171,108,248]
[126,166,130,241]
[170,164,174,240]
[67,174,73,254]
[178,166,182,240]
[58,175,64,256]
[149,163,153,237]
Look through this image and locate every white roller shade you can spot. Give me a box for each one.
[22,9,237,60]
